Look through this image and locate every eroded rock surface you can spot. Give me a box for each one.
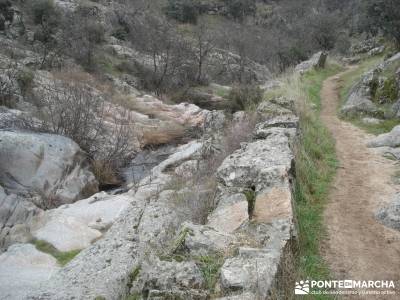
[341,52,400,117]
[341,70,379,116]
[31,192,131,252]
[0,130,98,208]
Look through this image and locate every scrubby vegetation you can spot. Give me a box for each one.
[228,84,263,112]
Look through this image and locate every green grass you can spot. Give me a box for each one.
[211,84,231,98]
[348,117,400,135]
[294,114,337,288]
[288,64,342,299]
[196,254,224,292]
[262,63,341,299]
[33,239,81,266]
[301,64,344,111]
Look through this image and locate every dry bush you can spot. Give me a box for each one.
[0,62,19,108]
[228,84,263,112]
[112,94,139,111]
[91,159,121,188]
[37,79,106,153]
[140,123,185,147]
[35,76,135,186]
[52,70,114,95]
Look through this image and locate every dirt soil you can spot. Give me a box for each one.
[320,71,400,299]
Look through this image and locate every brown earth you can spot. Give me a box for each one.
[320,71,400,299]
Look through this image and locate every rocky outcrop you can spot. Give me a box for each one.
[368,125,400,148]
[13,101,297,299]
[295,51,328,74]
[21,139,207,299]
[257,99,293,116]
[351,39,379,55]
[30,192,131,252]
[0,130,98,208]
[376,194,400,231]
[368,46,385,57]
[0,107,40,130]
[341,52,400,117]
[131,256,207,300]
[0,185,40,250]
[0,78,298,300]
[341,70,379,116]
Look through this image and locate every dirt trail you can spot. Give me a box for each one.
[320,70,400,298]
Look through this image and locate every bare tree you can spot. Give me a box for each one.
[59,3,105,70]
[132,13,192,94]
[0,60,18,107]
[192,19,215,83]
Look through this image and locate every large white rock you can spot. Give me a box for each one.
[179,222,237,256]
[0,243,60,300]
[341,71,379,116]
[31,192,131,252]
[220,249,279,298]
[0,130,98,207]
[368,125,400,148]
[216,136,293,190]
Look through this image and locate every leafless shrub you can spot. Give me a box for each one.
[36,79,105,153]
[140,123,186,147]
[35,77,135,186]
[0,61,19,108]
[91,159,121,188]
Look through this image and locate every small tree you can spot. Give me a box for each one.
[223,0,256,21]
[30,0,56,25]
[228,84,263,112]
[59,3,105,70]
[363,0,400,48]
[0,64,18,108]
[0,0,13,30]
[165,0,199,23]
[28,0,62,68]
[192,20,215,83]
